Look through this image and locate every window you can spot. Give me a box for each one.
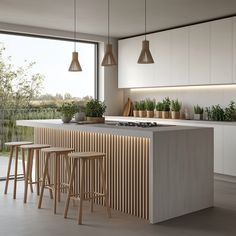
[0,32,98,99]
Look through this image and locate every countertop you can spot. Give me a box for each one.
[106,116,236,127]
[16,119,208,138]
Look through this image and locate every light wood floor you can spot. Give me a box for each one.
[0,178,236,236]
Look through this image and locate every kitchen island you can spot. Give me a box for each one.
[17,119,213,224]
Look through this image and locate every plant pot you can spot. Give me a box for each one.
[162,111,169,119]
[139,110,146,117]
[146,110,154,118]
[86,116,105,123]
[154,111,162,118]
[171,111,180,119]
[61,116,72,123]
[194,114,203,120]
[75,112,86,122]
[133,110,139,117]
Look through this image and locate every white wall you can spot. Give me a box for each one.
[0,22,124,115]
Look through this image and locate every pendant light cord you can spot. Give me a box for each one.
[108,0,110,44]
[74,0,76,51]
[145,0,146,40]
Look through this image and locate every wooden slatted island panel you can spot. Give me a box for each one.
[17,119,213,224]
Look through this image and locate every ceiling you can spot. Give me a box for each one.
[0,0,236,38]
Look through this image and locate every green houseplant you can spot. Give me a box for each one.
[138,100,146,117]
[133,101,140,117]
[155,102,163,118]
[145,99,155,118]
[85,99,106,123]
[193,105,204,120]
[162,97,171,119]
[170,99,182,119]
[60,102,76,123]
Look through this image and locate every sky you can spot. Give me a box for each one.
[0,33,95,98]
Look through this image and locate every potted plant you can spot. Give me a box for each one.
[75,104,86,122]
[170,99,181,119]
[138,100,146,117]
[193,105,204,120]
[60,102,76,123]
[145,99,155,118]
[155,102,163,118]
[224,101,236,121]
[162,97,170,119]
[133,101,140,117]
[85,99,106,123]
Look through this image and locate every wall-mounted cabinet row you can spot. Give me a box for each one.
[118,17,236,88]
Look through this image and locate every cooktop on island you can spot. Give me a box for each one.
[106,121,174,128]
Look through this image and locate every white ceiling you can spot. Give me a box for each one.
[0,0,236,38]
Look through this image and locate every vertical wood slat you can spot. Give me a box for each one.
[35,127,149,220]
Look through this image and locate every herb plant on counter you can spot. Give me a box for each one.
[170,99,182,119]
[139,100,147,117]
[145,99,155,118]
[224,101,236,121]
[193,105,204,120]
[162,97,171,119]
[85,99,106,117]
[133,101,140,117]
[60,102,77,123]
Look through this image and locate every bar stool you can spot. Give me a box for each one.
[20,144,51,203]
[38,147,74,214]
[64,152,111,225]
[4,141,33,199]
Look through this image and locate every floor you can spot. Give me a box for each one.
[0,156,236,236]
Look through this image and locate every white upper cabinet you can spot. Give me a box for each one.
[152,31,171,86]
[118,17,235,88]
[189,23,210,85]
[170,27,189,86]
[118,36,155,88]
[210,18,233,84]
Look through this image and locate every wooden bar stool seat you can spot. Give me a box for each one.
[38,147,74,214]
[20,144,51,203]
[4,141,33,199]
[64,152,111,225]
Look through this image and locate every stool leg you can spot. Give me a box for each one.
[36,149,40,196]
[38,154,49,209]
[54,154,58,214]
[24,149,32,203]
[46,166,53,199]
[99,158,111,218]
[57,154,61,203]
[78,159,85,225]
[13,146,19,199]
[22,148,26,178]
[29,150,34,193]
[91,159,95,212]
[64,159,76,218]
[4,146,14,194]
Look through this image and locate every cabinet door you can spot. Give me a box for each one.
[213,126,224,174]
[153,31,171,86]
[118,36,155,88]
[170,27,189,86]
[189,23,210,85]
[210,18,233,84]
[223,126,236,176]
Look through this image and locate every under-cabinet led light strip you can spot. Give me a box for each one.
[130,84,236,92]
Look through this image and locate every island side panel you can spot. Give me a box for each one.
[149,128,214,223]
[34,127,150,219]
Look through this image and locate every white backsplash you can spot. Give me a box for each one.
[124,85,236,119]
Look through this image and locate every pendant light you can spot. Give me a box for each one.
[137,0,154,64]
[101,0,117,66]
[69,0,82,71]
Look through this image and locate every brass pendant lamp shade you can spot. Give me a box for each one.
[101,0,117,66]
[69,0,82,71]
[137,0,154,64]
